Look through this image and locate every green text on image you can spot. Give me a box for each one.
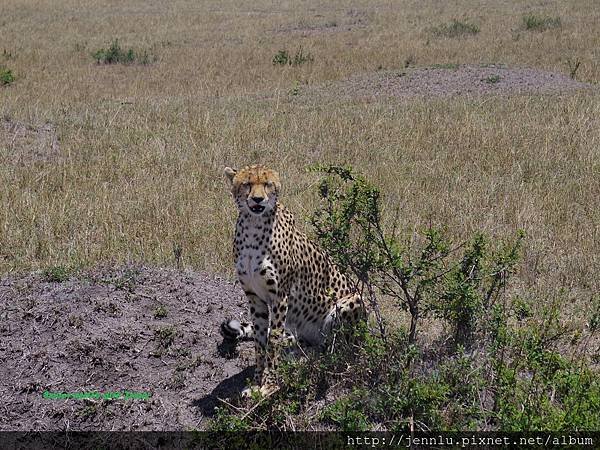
[43,391,151,400]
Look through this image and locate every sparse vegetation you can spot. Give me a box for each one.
[431,19,480,38]
[272,47,314,66]
[272,50,289,65]
[289,80,301,96]
[404,54,416,68]
[153,325,177,356]
[170,371,186,390]
[2,49,15,60]
[523,14,562,32]
[567,58,581,80]
[431,63,460,70]
[42,266,71,283]
[175,355,203,372]
[173,243,183,269]
[78,403,98,419]
[153,305,168,318]
[68,315,84,328]
[0,68,15,85]
[485,74,501,84]
[92,39,155,64]
[101,267,140,292]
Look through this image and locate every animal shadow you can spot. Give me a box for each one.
[192,366,254,418]
[216,339,240,359]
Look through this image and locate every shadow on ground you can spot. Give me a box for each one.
[192,366,254,418]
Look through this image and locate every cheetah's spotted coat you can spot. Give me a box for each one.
[221,165,364,396]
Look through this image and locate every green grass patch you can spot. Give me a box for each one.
[0,68,15,85]
[272,47,314,66]
[431,20,480,38]
[42,265,72,283]
[484,74,501,84]
[523,15,561,32]
[92,39,156,65]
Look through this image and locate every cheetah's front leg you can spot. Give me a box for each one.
[244,293,289,397]
[241,294,269,397]
[262,293,289,392]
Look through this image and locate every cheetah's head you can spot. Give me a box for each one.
[224,165,281,216]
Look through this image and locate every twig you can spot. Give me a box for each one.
[240,395,269,421]
[216,396,245,413]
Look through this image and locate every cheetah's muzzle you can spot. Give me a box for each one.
[249,204,265,214]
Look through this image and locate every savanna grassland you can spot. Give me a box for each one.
[1,0,599,432]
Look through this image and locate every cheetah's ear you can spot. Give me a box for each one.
[224,167,237,185]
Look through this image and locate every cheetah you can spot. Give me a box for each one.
[221,164,365,397]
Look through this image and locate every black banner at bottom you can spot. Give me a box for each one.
[0,431,597,449]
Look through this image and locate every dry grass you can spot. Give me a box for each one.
[1,0,599,327]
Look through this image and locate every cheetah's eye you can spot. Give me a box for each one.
[265,181,274,188]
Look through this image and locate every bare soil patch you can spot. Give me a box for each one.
[304,65,595,100]
[0,117,60,165]
[275,9,369,36]
[0,265,252,431]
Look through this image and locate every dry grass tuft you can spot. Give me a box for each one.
[1,117,60,164]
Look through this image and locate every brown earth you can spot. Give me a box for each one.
[0,265,252,431]
[301,65,595,101]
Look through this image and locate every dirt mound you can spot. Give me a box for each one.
[306,65,594,100]
[0,265,252,431]
[0,117,60,165]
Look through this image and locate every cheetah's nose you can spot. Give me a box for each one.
[251,196,264,204]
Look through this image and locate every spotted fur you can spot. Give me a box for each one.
[222,164,365,396]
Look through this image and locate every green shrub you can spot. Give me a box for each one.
[309,165,521,347]
[523,15,561,32]
[431,20,480,38]
[272,50,289,66]
[42,265,71,283]
[321,391,372,431]
[209,406,250,431]
[485,74,501,84]
[489,293,600,430]
[289,80,301,96]
[92,39,155,65]
[155,326,176,348]
[272,47,314,66]
[153,305,168,318]
[495,336,600,429]
[0,68,15,85]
